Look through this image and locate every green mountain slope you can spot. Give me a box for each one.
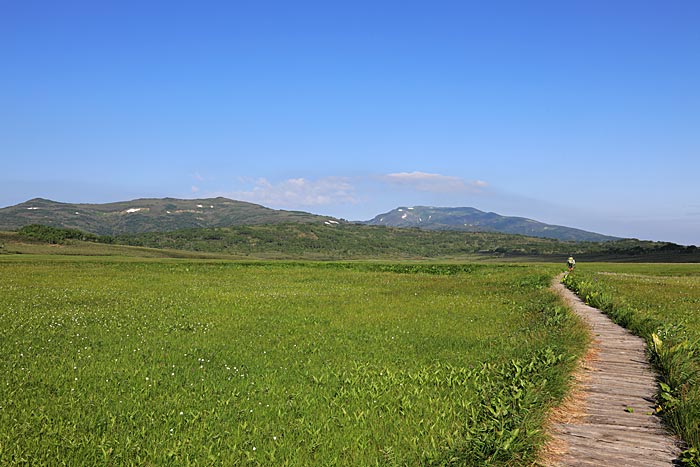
[3,223,697,262]
[0,197,340,235]
[364,206,618,242]
[115,223,571,259]
[52,224,700,261]
[114,224,697,260]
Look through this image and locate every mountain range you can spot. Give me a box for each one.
[365,206,618,242]
[0,197,339,236]
[0,197,616,242]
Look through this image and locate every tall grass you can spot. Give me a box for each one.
[0,259,585,466]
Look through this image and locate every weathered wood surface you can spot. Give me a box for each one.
[547,277,683,466]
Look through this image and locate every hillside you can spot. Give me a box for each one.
[114,223,569,259]
[3,223,698,261]
[111,225,700,261]
[0,197,340,235]
[364,206,618,242]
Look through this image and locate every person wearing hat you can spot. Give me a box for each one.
[567,256,576,272]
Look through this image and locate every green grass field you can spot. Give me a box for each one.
[0,257,586,466]
[0,231,245,259]
[563,263,700,463]
[568,264,700,335]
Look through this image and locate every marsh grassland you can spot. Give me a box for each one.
[0,258,585,466]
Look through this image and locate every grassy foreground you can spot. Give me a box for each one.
[0,258,586,466]
[562,264,700,464]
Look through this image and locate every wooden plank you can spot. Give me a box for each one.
[583,412,665,427]
[557,424,678,451]
[558,443,679,467]
[583,383,656,399]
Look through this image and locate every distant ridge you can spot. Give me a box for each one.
[363,206,618,242]
[0,197,340,236]
[0,198,618,242]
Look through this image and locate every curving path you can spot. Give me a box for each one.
[546,275,682,466]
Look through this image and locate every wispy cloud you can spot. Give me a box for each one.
[381,171,488,193]
[228,176,358,208]
[203,171,488,218]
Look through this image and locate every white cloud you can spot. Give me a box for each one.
[382,171,488,193]
[229,176,358,208]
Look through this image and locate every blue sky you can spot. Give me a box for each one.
[2,1,699,245]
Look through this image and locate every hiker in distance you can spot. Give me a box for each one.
[567,256,576,272]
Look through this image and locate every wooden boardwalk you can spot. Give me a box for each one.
[547,277,683,466]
